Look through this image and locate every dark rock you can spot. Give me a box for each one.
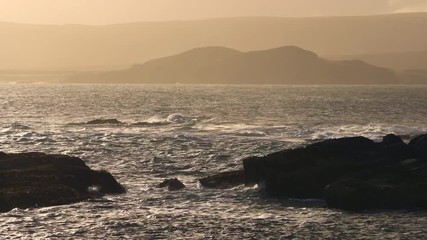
[0,185,86,213]
[86,119,122,124]
[382,134,403,146]
[198,170,245,189]
[409,134,427,160]
[0,152,125,212]
[243,136,412,198]
[92,170,126,194]
[324,158,427,210]
[198,134,426,210]
[157,178,185,191]
[243,137,385,198]
[380,134,411,162]
[0,152,89,171]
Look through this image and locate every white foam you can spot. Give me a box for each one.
[196,123,259,132]
[235,130,267,137]
[310,124,427,141]
[143,116,167,124]
[166,113,186,123]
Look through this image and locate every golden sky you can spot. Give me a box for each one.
[0,0,427,25]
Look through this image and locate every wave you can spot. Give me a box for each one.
[310,124,427,142]
[234,130,267,137]
[133,113,198,127]
[196,123,259,132]
[8,122,31,130]
[131,121,170,127]
[166,113,186,123]
[67,114,201,128]
[193,123,270,137]
[0,122,32,135]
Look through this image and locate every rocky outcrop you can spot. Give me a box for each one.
[243,136,393,198]
[241,133,427,210]
[324,158,427,210]
[200,133,427,210]
[0,152,125,212]
[409,134,427,160]
[157,178,185,191]
[199,170,245,189]
[86,119,122,124]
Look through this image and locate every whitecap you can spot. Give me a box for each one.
[9,122,31,130]
[235,130,267,137]
[310,124,427,142]
[196,123,259,132]
[131,121,170,127]
[166,113,186,123]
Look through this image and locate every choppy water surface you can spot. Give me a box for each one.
[1,84,427,239]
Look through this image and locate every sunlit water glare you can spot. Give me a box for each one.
[1,84,427,239]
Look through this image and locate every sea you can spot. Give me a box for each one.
[1,84,427,239]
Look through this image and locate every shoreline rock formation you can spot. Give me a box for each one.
[157,178,186,191]
[199,133,427,211]
[86,119,122,125]
[0,152,125,212]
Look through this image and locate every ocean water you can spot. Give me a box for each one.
[1,84,427,239]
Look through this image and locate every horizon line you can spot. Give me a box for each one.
[1,11,426,27]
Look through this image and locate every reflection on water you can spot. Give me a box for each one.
[0,84,426,239]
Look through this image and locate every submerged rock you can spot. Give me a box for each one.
[0,152,125,212]
[157,178,185,191]
[198,170,245,189]
[86,119,122,124]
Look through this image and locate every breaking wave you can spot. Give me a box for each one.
[0,84,426,239]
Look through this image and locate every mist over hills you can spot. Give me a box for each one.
[399,69,427,84]
[69,46,400,84]
[1,12,427,71]
[328,50,427,71]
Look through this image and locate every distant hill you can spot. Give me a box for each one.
[327,50,427,70]
[69,46,400,84]
[1,12,427,70]
[399,69,427,84]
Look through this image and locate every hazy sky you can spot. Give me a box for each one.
[0,0,427,25]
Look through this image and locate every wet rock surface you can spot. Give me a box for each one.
[198,170,245,189]
[86,119,122,124]
[243,136,389,198]
[157,178,186,191]
[0,152,125,212]
[324,158,427,210]
[202,134,427,210]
